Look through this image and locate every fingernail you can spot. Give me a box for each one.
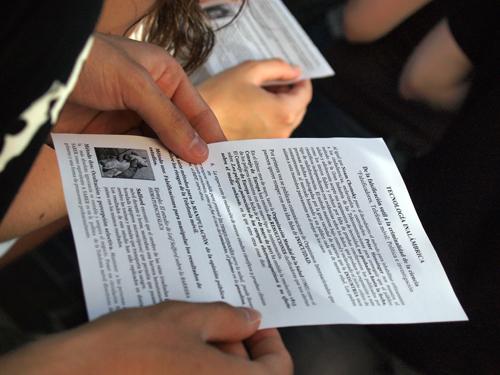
[189,133,208,159]
[238,307,261,324]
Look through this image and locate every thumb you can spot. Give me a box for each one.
[189,302,262,343]
[243,59,302,85]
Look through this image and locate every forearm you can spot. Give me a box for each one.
[399,19,473,111]
[343,0,432,42]
[0,218,69,268]
[0,145,66,242]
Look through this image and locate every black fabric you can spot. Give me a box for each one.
[0,0,102,220]
[284,0,341,26]
[371,76,500,374]
[285,1,500,372]
[444,0,500,70]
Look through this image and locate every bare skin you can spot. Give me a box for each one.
[399,19,472,111]
[0,218,68,268]
[342,0,432,43]
[198,60,312,139]
[0,301,293,375]
[0,146,66,241]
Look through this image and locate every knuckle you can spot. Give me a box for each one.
[125,66,153,99]
[149,301,188,325]
[240,59,256,66]
[209,301,233,315]
[268,58,287,66]
[278,110,297,127]
[132,74,151,94]
[157,62,183,88]
[146,42,169,57]
[164,300,191,316]
[241,60,260,70]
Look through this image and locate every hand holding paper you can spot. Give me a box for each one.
[0,301,292,375]
[198,60,312,140]
[66,33,224,164]
[194,0,334,83]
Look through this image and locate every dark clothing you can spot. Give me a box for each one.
[0,0,102,219]
[445,0,500,69]
[369,4,500,370]
[286,1,500,372]
[372,76,500,375]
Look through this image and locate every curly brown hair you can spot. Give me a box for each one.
[140,0,245,73]
[140,0,213,73]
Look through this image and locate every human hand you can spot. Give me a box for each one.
[56,33,225,163]
[197,59,313,140]
[0,301,292,375]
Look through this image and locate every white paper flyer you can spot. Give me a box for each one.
[53,134,466,328]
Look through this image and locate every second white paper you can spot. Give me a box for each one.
[194,0,334,83]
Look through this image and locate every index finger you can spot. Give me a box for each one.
[246,329,293,374]
[124,68,212,164]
